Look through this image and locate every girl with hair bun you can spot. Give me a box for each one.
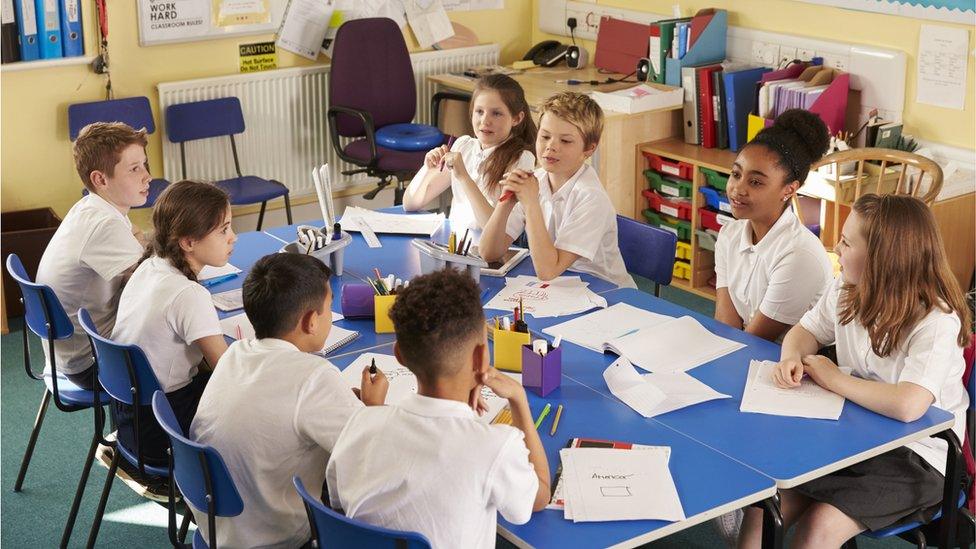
[712,109,834,342]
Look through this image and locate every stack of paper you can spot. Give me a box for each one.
[483,276,607,318]
[340,206,444,236]
[545,306,745,373]
[740,360,850,420]
[219,313,356,356]
[590,84,684,114]
[339,353,519,424]
[199,263,242,281]
[604,357,730,418]
[558,446,685,522]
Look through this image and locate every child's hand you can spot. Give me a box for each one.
[773,357,804,388]
[801,354,841,390]
[442,151,470,179]
[477,367,527,404]
[359,365,389,406]
[467,384,489,416]
[500,169,540,204]
[424,145,449,170]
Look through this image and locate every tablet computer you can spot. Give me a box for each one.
[477,246,530,277]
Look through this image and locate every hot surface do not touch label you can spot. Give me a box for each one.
[239,41,277,73]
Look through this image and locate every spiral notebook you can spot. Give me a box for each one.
[219,313,358,356]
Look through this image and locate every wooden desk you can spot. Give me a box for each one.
[428,66,682,215]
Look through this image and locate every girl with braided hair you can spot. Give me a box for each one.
[111,180,236,468]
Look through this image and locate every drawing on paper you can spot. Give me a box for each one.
[600,486,633,497]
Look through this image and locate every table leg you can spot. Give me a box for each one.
[757,493,784,549]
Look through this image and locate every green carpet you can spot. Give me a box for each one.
[1,286,915,548]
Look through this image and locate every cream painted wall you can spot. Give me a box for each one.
[0,1,533,219]
[532,0,976,151]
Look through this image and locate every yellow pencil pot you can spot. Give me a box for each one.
[493,328,531,372]
[374,295,396,334]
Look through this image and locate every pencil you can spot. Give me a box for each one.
[458,229,470,254]
[549,404,563,436]
[439,136,456,172]
[534,403,552,429]
[235,324,243,340]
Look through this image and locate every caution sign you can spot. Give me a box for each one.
[239,41,277,73]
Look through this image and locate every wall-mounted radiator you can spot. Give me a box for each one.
[157,44,498,196]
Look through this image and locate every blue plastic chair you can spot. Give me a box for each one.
[4,254,110,548]
[293,476,432,549]
[165,97,292,231]
[617,215,678,296]
[67,96,171,208]
[78,308,169,549]
[152,391,244,549]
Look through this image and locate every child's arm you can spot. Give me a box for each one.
[402,145,452,211]
[772,324,821,387]
[195,335,229,371]
[479,368,551,512]
[500,170,578,281]
[478,195,518,262]
[714,289,744,329]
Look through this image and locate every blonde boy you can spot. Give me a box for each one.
[326,269,550,548]
[479,91,635,288]
[36,122,152,389]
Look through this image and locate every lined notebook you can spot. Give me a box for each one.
[219,313,358,356]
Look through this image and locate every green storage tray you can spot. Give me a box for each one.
[642,209,692,241]
[700,167,730,192]
[644,170,692,198]
[696,229,720,252]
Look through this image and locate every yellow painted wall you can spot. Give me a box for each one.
[0,2,532,219]
[532,0,976,150]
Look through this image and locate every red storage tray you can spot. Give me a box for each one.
[642,189,692,220]
[642,152,694,180]
[699,207,735,232]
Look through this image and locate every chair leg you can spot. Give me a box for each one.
[912,528,925,549]
[256,201,268,231]
[85,450,119,549]
[653,283,661,298]
[841,539,858,549]
[178,510,192,543]
[14,390,52,492]
[60,432,100,549]
[283,193,293,225]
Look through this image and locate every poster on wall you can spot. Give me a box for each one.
[137,0,285,46]
[792,0,974,25]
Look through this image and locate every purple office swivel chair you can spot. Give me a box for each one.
[328,17,469,205]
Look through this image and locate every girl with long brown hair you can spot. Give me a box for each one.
[110,180,237,471]
[738,194,971,548]
[403,74,537,232]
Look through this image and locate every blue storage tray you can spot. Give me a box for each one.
[699,186,733,215]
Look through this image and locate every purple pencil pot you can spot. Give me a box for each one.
[521,345,561,397]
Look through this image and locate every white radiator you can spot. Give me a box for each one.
[156,44,498,195]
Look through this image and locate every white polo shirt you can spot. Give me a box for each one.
[800,277,968,475]
[36,193,143,375]
[715,208,832,326]
[504,164,636,288]
[112,256,222,392]
[326,393,538,549]
[190,338,364,549]
[410,135,536,233]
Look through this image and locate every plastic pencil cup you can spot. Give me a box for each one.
[374,295,396,334]
[340,283,375,319]
[493,328,531,372]
[521,345,561,397]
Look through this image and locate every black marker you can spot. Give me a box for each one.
[369,358,377,375]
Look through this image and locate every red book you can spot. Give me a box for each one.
[697,64,722,148]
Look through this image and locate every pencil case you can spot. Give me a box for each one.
[493,328,531,372]
[340,283,375,318]
[522,344,561,397]
[374,295,396,334]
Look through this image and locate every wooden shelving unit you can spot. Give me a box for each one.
[635,138,738,301]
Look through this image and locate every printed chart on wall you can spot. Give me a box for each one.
[137,0,286,46]
[792,0,974,24]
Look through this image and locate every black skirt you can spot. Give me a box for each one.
[793,446,944,532]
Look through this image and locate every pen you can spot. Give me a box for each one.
[462,238,473,257]
[201,272,239,288]
[458,229,470,254]
[369,357,377,375]
[235,324,243,340]
[439,136,456,172]
[549,404,563,436]
[534,403,552,429]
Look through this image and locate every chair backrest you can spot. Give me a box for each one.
[616,215,677,287]
[329,17,417,137]
[77,308,161,406]
[165,97,245,143]
[5,254,73,341]
[810,148,943,206]
[68,96,156,140]
[151,391,244,517]
[292,476,431,549]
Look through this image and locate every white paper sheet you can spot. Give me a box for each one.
[338,353,519,423]
[341,206,444,236]
[640,371,732,417]
[603,358,667,418]
[219,312,356,354]
[548,443,671,511]
[559,447,685,522]
[739,360,849,420]
[483,275,607,318]
[542,302,673,352]
[916,25,969,110]
[199,263,242,281]
[404,0,453,49]
[609,316,745,373]
[276,0,333,60]
[212,288,244,311]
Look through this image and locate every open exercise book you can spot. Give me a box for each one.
[740,360,851,420]
[339,353,519,424]
[219,313,357,356]
[543,303,745,373]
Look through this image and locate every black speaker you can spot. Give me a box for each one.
[566,45,588,70]
[636,58,651,82]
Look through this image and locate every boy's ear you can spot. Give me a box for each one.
[89,170,107,189]
[583,141,598,158]
[392,341,404,365]
[472,326,489,375]
[299,308,317,335]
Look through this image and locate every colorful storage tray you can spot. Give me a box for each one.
[698,186,732,214]
[644,170,693,198]
[643,209,692,241]
[699,208,735,232]
[695,229,720,252]
[643,189,692,220]
[675,240,692,260]
[699,167,730,191]
[673,260,692,281]
[643,152,694,180]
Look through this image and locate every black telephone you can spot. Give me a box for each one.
[523,40,569,67]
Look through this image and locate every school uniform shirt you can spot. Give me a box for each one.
[714,208,832,327]
[410,135,535,233]
[35,193,143,375]
[504,164,636,288]
[326,393,538,549]
[190,338,364,549]
[800,277,968,475]
[111,256,222,393]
